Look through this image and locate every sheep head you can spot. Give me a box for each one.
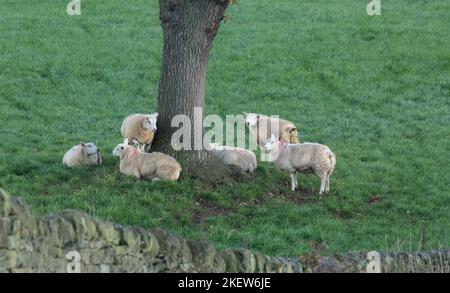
[112,139,131,158]
[81,142,100,156]
[244,112,258,127]
[264,134,284,153]
[142,113,158,133]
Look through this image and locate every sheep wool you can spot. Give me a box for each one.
[121,113,158,152]
[63,143,102,167]
[209,144,257,175]
[113,141,181,181]
[264,137,335,194]
[244,113,300,147]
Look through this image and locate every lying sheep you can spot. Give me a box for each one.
[121,113,158,152]
[209,143,257,175]
[63,143,102,167]
[264,134,336,194]
[112,139,181,181]
[243,113,300,147]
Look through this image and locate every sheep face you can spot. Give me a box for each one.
[243,112,259,127]
[82,143,100,156]
[263,134,279,153]
[112,140,128,158]
[143,113,158,133]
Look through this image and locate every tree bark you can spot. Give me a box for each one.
[153,0,230,178]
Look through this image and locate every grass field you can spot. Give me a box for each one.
[1,0,449,257]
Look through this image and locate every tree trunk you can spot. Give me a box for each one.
[153,0,230,178]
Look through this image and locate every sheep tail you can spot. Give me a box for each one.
[328,151,336,175]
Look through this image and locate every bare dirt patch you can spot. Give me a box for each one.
[191,182,323,224]
[192,199,234,225]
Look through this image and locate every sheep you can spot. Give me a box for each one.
[243,113,300,147]
[208,143,257,175]
[112,139,181,181]
[120,113,158,152]
[263,134,336,194]
[63,142,102,167]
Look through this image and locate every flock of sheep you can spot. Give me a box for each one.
[62,112,336,194]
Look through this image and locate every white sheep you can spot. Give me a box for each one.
[209,143,257,175]
[112,139,181,181]
[243,113,300,147]
[264,134,336,194]
[121,113,158,152]
[63,143,102,167]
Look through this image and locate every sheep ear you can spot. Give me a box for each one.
[242,112,248,117]
[288,127,297,134]
[80,142,85,147]
[124,139,129,145]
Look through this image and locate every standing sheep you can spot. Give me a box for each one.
[208,143,257,175]
[63,143,102,167]
[121,113,158,152]
[243,113,300,147]
[112,139,181,181]
[264,134,336,194]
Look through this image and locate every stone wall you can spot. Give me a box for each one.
[0,189,449,273]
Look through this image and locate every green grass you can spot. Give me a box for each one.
[1,0,449,257]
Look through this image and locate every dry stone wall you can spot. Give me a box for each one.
[0,189,449,273]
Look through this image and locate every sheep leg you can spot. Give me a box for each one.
[319,177,326,195]
[325,176,330,193]
[294,172,299,188]
[133,169,142,179]
[290,173,296,192]
[152,177,161,182]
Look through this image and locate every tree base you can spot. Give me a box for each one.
[181,152,236,185]
[151,138,236,183]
